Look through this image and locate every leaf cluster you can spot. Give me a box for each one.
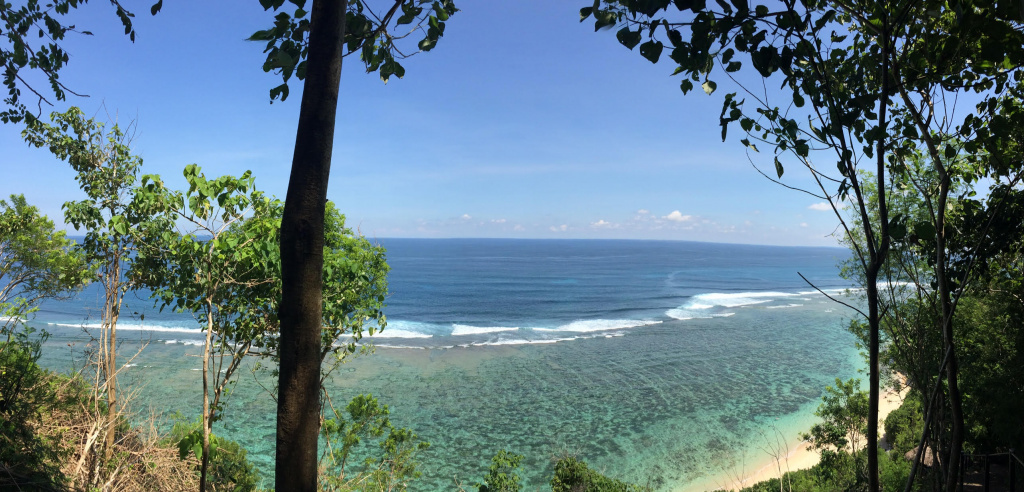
[249,0,459,101]
[0,0,150,123]
[801,378,869,454]
[320,393,430,492]
[165,417,262,492]
[0,193,90,323]
[551,456,650,492]
[476,449,524,492]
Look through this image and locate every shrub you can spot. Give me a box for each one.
[165,417,261,491]
[550,456,650,492]
[477,449,524,492]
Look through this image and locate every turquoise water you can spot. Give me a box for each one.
[32,239,863,490]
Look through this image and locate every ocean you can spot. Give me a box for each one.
[31,238,863,491]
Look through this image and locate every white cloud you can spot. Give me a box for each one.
[808,202,833,211]
[800,222,809,228]
[461,214,472,220]
[637,209,650,215]
[549,224,568,232]
[491,218,507,223]
[591,219,617,228]
[513,224,525,232]
[663,210,693,222]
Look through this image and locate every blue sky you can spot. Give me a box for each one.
[0,1,845,246]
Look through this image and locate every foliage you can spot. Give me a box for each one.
[801,378,869,454]
[319,394,430,492]
[0,193,90,488]
[249,0,460,101]
[0,329,70,489]
[132,164,279,492]
[0,194,90,321]
[1,193,89,412]
[477,449,523,492]
[736,448,916,492]
[0,0,154,123]
[883,395,923,458]
[550,456,650,492]
[164,417,262,492]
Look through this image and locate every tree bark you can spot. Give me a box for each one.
[275,0,347,490]
[866,17,893,490]
[103,252,121,460]
[201,303,214,492]
[936,173,966,492]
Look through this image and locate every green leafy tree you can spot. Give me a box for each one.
[247,1,456,488]
[21,107,157,467]
[1,193,89,331]
[550,456,650,492]
[132,165,280,492]
[165,416,262,492]
[133,165,388,492]
[802,378,869,454]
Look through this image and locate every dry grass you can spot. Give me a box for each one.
[1,369,199,492]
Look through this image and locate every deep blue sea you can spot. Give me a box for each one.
[32,239,863,491]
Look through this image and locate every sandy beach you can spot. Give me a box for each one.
[698,384,909,491]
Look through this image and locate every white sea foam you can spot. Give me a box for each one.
[365,329,433,339]
[667,290,843,320]
[163,339,204,346]
[376,344,429,350]
[535,319,661,333]
[471,337,574,346]
[451,324,519,336]
[50,322,203,335]
[767,304,805,309]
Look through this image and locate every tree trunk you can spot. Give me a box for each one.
[103,254,121,460]
[865,18,893,488]
[201,305,214,492]
[936,175,966,491]
[275,0,347,490]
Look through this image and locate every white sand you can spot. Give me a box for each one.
[697,384,909,491]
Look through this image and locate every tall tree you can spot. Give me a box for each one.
[21,107,153,466]
[249,1,456,488]
[132,165,280,492]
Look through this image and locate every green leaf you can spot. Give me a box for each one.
[913,221,936,240]
[639,40,664,63]
[775,157,784,178]
[616,27,642,50]
[418,36,437,51]
[702,80,717,95]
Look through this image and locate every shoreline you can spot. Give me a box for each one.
[694,383,909,491]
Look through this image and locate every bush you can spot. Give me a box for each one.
[550,456,650,492]
[883,395,924,457]
[165,417,261,492]
[477,449,524,492]
[0,327,70,489]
